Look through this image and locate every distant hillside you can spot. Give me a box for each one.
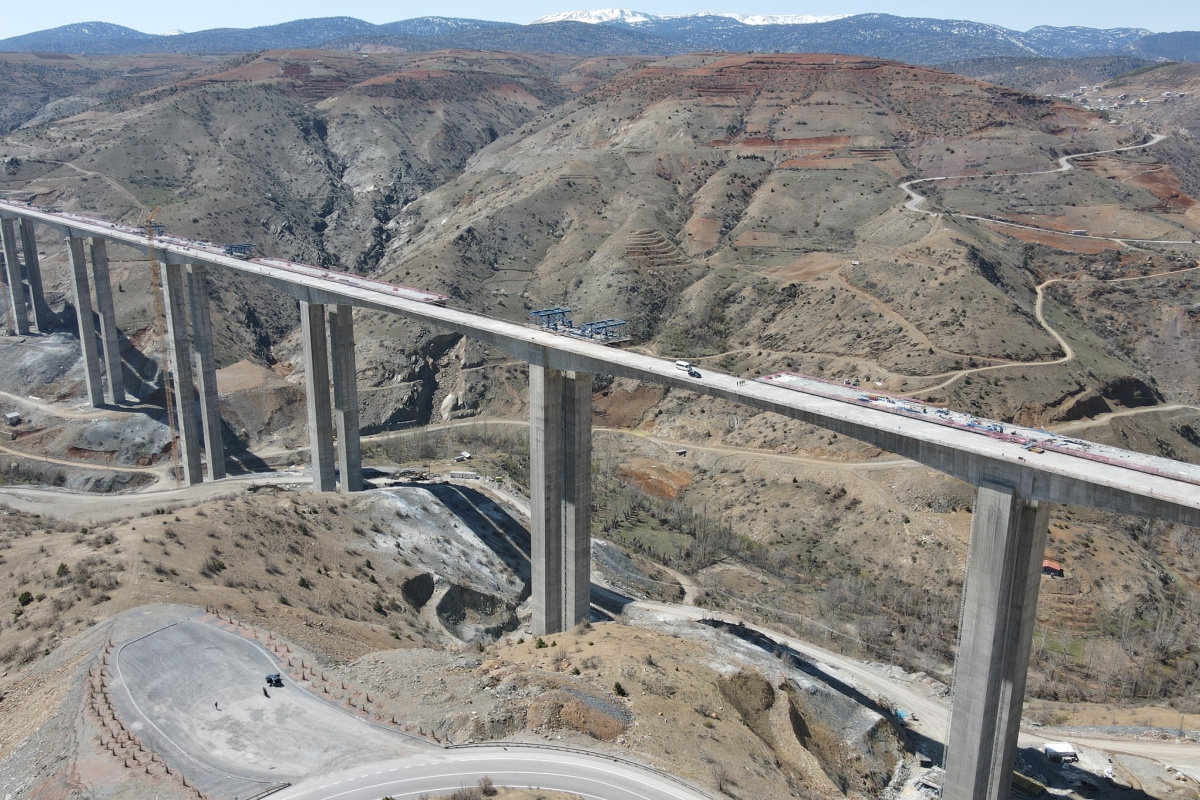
[0,17,380,55]
[376,17,517,37]
[329,21,679,57]
[0,52,230,134]
[0,13,1194,66]
[1135,32,1200,62]
[945,55,1154,95]
[0,21,155,51]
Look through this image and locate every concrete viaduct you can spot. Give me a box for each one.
[2,200,1199,800]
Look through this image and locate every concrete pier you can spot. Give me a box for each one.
[328,304,362,493]
[300,301,336,493]
[0,247,7,334]
[0,218,29,335]
[530,364,565,635]
[19,219,50,331]
[943,484,1050,800]
[562,371,592,630]
[187,264,226,481]
[67,237,105,407]
[161,260,204,485]
[529,366,594,634]
[89,238,125,405]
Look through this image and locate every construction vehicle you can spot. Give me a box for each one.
[223,243,255,259]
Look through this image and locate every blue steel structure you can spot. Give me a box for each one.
[578,319,627,341]
[529,307,573,331]
[222,243,255,258]
[530,308,628,343]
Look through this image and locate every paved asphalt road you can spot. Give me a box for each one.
[109,616,422,798]
[273,746,713,800]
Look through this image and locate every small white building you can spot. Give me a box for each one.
[1044,742,1078,762]
[4,412,21,426]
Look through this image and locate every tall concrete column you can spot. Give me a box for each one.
[530,363,565,635]
[19,219,50,331]
[943,483,1050,800]
[562,370,592,630]
[187,264,226,481]
[89,238,125,405]
[67,237,104,407]
[161,260,204,485]
[0,228,9,334]
[0,218,29,335]
[300,300,336,493]
[328,304,362,493]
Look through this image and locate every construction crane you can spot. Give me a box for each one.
[142,208,182,485]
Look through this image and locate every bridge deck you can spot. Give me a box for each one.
[2,200,1198,526]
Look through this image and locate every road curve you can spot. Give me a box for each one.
[0,471,310,523]
[273,746,713,800]
[1054,402,1200,434]
[901,134,1199,246]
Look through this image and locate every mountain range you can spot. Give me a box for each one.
[0,11,1196,65]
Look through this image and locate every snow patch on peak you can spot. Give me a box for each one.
[533,9,658,25]
[532,9,849,26]
[710,13,850,25]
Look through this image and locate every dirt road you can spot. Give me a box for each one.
[0,471,309,523]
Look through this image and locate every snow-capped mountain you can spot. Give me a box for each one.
[533,9,659,24]
[531,9,847,26]
[0,12,1186,64]
[710,13,851,25]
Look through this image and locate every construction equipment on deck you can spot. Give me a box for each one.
[529,308,629,344]
[222,243,255,259]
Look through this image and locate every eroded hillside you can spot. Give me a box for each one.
[2,49,1200,732]
[0,49,639,366]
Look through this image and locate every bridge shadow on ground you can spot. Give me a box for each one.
[222,421,274,476]
[1015,746,1159,799]
[416,482,534,601]
[698,618,945,766]
[415,482,634,617]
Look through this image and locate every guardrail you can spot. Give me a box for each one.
[446,740,722,800]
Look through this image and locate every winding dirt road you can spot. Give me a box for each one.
[901,134,1190,247]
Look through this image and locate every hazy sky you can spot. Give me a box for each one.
[2,0,1197,40]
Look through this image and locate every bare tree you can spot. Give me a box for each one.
[712,762,731,794]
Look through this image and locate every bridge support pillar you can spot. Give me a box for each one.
[67,237,104,408]
[529,365,593,635]
[943,483,1050,800]
[19,220,50,331]
[530,364,565,635]
[562,370,592,630]
[161,260,204,485]
[1,218,30,335]
[329,304,362,493]
[300,300,336,493]
[187,264,226,481]
[89,239,125,405]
